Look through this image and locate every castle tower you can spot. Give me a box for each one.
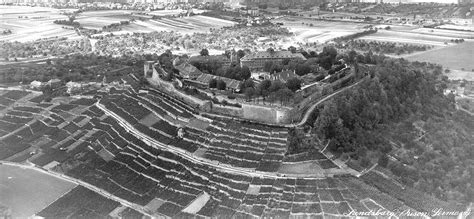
[144,61,155,78]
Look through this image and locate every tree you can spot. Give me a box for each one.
[266,48,275,54]
[295,63,312,76]
[237,50,245,61]
[244,87,255,101]
[378,154,389,168]
[288,46,297,53]
[216,79,226,90]
[269,80,285,93]
[209,78,217,88]
[240,78,254,90]
[200,48,209,56]
[257,79,272,99]
[276,88,294,105]
[286,77,302,92]
[241,66,251,80]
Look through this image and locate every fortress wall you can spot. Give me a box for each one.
[146,63,290,124]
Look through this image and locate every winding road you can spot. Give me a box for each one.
[294,79,365,127]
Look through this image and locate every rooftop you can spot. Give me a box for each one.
[241,51,307,61]
[194,74,241,90]
[175,63,203,80]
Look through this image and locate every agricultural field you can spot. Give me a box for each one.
[0,6,233,42]
[37,186,121,218]
[147,9,207,17]
[274,17,366,44]
[121,15,235,35]
[359,29,457,46]
[0,164,76,218]
[0,6,79,42]
[0,84,460,217]
[75,10,136,30]
[406,41,474,72]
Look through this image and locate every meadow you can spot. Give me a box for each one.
[406,41,474,71]
[359,29,456,46]
[0,164,76,218]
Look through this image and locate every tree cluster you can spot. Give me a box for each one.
[1,38,90,60]
[102,21,131,32]
[208,78,227,90]
[53,19,81,28]
[294,51,471,204]
[190,59,251,81]
[239,78,299,105]
[335,40,433,55]
[0,54,143,84]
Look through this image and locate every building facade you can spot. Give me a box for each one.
[240,50,306,71]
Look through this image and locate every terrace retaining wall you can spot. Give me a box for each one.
[212,104,243,117]
[242,104,290,124]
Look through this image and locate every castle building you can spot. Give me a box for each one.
[240,50,306,71]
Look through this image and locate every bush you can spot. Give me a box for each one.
[209,78,217,88]
[216,80,226,90]
[228,93,236,99]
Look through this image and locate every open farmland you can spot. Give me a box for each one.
[0,7,234,42]
[122,15,235,35]
[274,17,366,44]
[0,164,76,218]
[359,29,458,46]
[75,10,136,30]
[147,9,207,17]
[406,41,474,72]
[0,6,79,42]
[77,10,234,33]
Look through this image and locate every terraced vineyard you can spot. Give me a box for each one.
[0,88,462,218]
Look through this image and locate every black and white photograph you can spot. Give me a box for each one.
[0,0,473,218]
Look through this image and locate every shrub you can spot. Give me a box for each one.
[228,93,236,99]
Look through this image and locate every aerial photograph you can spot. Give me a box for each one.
[0,0,473,218]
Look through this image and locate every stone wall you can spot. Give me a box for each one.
[146,64,291,124]
[241,104,290,124]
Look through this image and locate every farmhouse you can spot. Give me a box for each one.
[240,50,306,71]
